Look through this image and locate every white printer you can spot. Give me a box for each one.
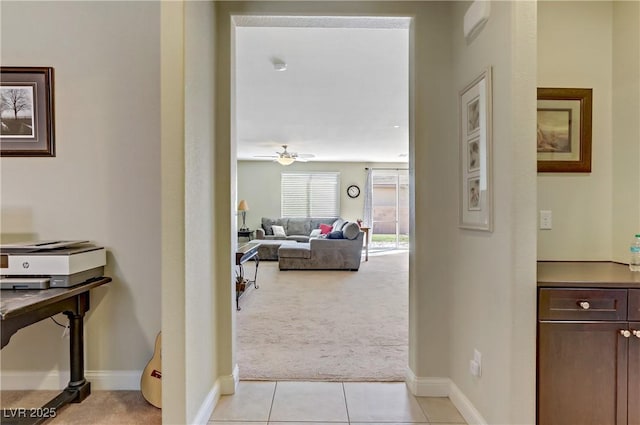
[0,240,106,289]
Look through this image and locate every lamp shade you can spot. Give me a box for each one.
[237,200,249,211]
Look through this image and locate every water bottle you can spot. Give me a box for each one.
[630,234,640,272]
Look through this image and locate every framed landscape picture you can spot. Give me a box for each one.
[459,67,493,231]
[537,87,592,172]
[1,67,55,157]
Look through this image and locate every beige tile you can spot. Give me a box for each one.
[210,381,275,422]
[351,423,427,425]
[269,423,348,425]
[208,422,266,425]
[343,382,427,423]
[269,381,348,422]
[416,397,466,423]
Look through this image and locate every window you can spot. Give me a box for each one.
[281,172,340,217]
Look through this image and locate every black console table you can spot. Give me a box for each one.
[237,229,255,241]
[235,242,259,310]
[0,277,111,424]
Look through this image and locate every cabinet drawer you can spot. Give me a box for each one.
[538,288,627,321]
[630,289,640,321]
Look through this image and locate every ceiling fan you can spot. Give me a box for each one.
[254,145,315,166]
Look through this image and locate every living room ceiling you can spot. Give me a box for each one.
[235,17,409,163]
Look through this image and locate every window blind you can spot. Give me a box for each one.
[281,172,340,217]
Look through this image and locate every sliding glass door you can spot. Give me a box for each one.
[370,169,409,250]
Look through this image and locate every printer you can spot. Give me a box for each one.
[0,240,106,289]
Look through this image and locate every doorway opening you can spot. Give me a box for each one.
[232,14,412,382]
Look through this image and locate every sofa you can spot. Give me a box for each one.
[278,221,364,271]
[255,217,342,260]
[256,217,340,242]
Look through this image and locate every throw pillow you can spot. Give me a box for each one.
[326,230,344,239]
[342,222,360,240]
[272,225,287,237]
[331,218,346,232]
[310,229,322,238]
[319,223,333,235]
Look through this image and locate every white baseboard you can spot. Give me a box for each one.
[191,366,238,423]
[192,383,221,425]
[405,367,450,396]
[218,364,239,395]
[0,370,142,391]
[405,368,487,425]
[448,381,488,425]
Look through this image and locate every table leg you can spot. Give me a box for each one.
[63,293,91,402]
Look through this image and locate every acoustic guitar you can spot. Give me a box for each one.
[140,332,162,408]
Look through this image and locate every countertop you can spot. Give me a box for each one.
[537,261,640,288]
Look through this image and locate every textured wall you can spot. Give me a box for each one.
[0,0,161,382]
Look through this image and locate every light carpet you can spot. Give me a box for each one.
[237,250,408,381]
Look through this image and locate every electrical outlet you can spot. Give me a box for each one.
[540,210,552,230]
[472,349,482,377]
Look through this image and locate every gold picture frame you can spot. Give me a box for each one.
[537,87,592,173]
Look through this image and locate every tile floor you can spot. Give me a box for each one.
[209,381,467,425]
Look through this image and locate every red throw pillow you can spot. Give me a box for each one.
[319,223,332,235]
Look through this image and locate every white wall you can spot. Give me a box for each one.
[0,0,161,387]
[184,1,219,422]
[612,1,640,263]
[537,1,640,262]
[537,1,614,260]
[237,161,407,230]
[448,2,537,423]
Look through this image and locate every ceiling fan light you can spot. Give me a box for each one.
[277,156,295,166]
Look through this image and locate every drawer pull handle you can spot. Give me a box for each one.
[633,330,640,339]
[579,301,590,310]
[621,330,631,338]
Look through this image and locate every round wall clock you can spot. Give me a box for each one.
[347,184,360,198]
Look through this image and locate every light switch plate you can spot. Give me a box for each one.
[540,210,552,230]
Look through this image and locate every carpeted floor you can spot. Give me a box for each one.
[237,250,409,381]
[0,390,160,424]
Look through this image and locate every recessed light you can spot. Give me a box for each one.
[392,125,400,129]
[272,60,287,72]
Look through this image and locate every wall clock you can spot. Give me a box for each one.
[347,184,360,199]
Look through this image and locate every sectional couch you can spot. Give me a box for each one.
[254,217,364,270]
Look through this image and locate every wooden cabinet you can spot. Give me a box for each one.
[630,290,640,425]
[537,264,640,425]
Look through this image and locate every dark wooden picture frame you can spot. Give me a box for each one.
[1,67,55,157]
[537,87,592,173]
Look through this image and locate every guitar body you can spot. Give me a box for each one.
[140,332,162,408]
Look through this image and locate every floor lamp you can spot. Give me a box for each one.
[238,200,249,231]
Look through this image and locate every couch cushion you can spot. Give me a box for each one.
[310,229,322,238]
[278,243,311,259]
[262,218,288,235]
[309,217,339,230]
[342,222,360,240]
[286,218,311,236]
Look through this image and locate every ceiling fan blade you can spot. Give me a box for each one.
[297,153,315,158]
[253,155,278,158]
[295,158,308,162]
